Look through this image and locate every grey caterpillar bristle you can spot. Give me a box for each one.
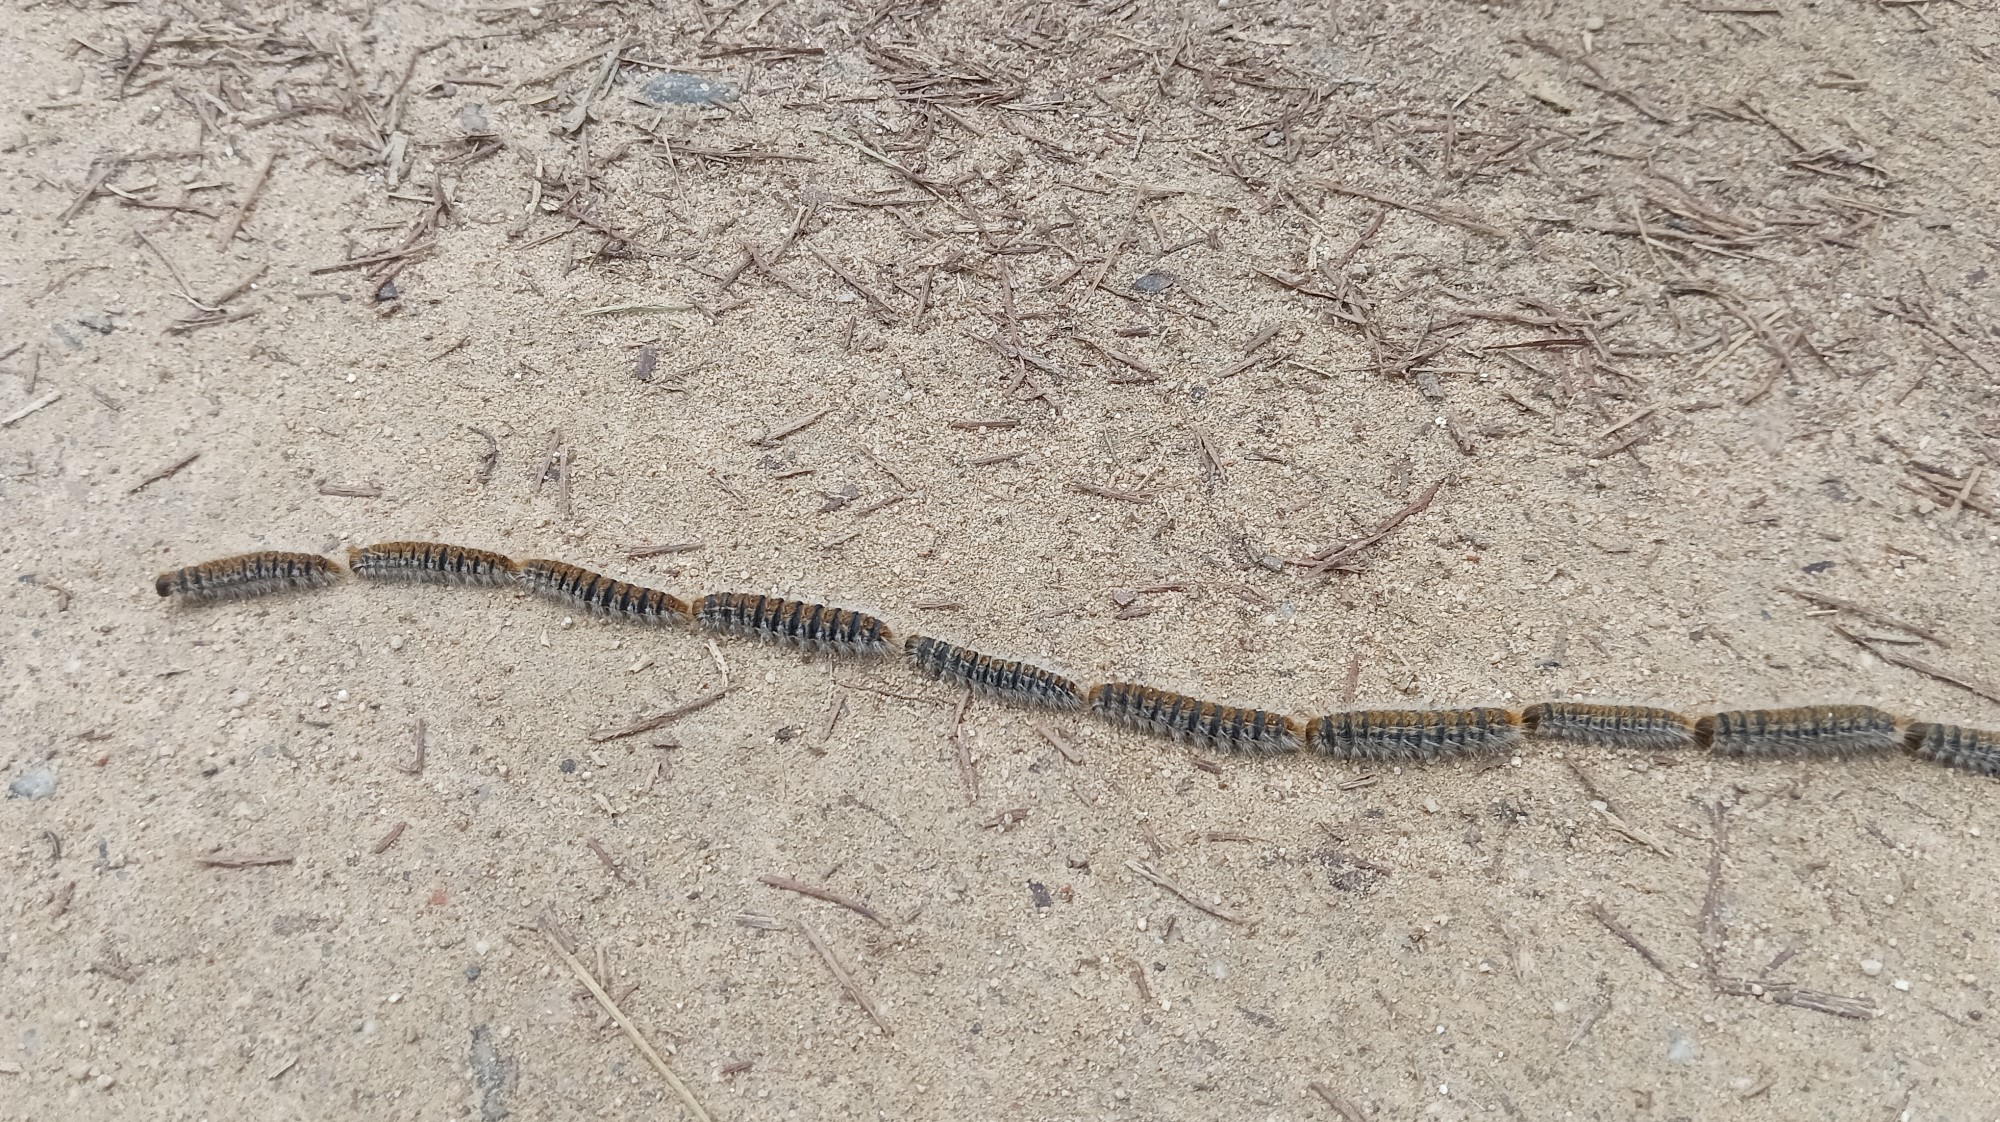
[1520,702,1696,750]
[348,541,519,587]
[1904,723,2000,778]
[1698,705,1904,758]
[155,551,340,603]
[698,592,894,656]
[520,560,692,625]
[1087,683,1302,755]
[1306,708,1523,762]
[905,635,1084,711]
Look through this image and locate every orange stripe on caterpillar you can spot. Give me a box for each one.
[348,541,518,586]
[519,560,693,625]
[1697,705,1904,758]
[1902,722,2000,778]
[697,592,894,656]
[1086,683,1301,754]
[1520,702,1696,749]
[155,551,340,602]
[1305,708,1522,762]
[905,635,1084,710]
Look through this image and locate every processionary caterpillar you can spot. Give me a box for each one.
[697,592,896,657]
[348,541,519,587]
[156,551,339,602]
[905,635,1085,711]
[1904,723,2000,778]
[154,540,1998,783]
[1087,683,1302,755]
[1306,708,1523,762]
[520,559,693,626]
[1519,703,1697,750]
[1697,705,1905,758]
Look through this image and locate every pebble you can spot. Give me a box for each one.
[8,766,56,800]
[1860,959,1884,976]
[1665,1028,1697,1064]
[632,72,737,106]
[459,103,493,136]
[1130,270,1176,294]
[389,636,405,652]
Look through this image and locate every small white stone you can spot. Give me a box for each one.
[389,636,405,651]
[334,689,349,702]
[1893,979,1911,991]
[1422,797,1441,815]
[1860,959,1884,976]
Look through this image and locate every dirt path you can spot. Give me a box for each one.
[2,1,1996,1118]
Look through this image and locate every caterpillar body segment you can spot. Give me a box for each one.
[904,635,1085,711]
[1519,703,1697,750]
[520,560,693,626]
[348,541,519,587]
[1697,705,1905,758]
[1306,708,1523,762]
[155,551,340,602]
[1904,723,2000,778]
[698,592,895,656]
[1086,683,1302,755]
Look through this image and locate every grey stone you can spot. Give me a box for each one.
[8,766,56,800]
[631,72,738,106]
[1130,270,1176,294]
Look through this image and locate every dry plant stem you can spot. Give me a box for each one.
[1781,587,1947,646]
[759,875,887,926]
[217,151,277,247]
[1308,1083,1369,1122]
[542,930,715,1122]
[1832,626,2000,705]
[1126,859,1245,924]
[589,686,729,742]
[1589,902,1676,979]
[799,921,893,1035]
[1304,478,1444,575]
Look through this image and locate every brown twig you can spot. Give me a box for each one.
[1302,478,1444,575]
[127,452,199,494]
[543,929,715,1120]
[799,921,893,1035]
[1126,859,1245,924]
[589,686,729,742]
[586,838,633,885]
[1780,587,1946,647]
[1314,179,1509,239]
[1589,902,1675,977]
[758,875,888,926]
[196,853,295,868]
[217,150,277,247]
[1831,625,2000,705]
[950,686,979,804]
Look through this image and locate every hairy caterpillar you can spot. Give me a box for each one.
[156,551,340,602]
[905,635,1085,710]
[520,560,693,625]
[1306,708,1522,762]
[697,592,895,656]
[1520,702,1697,750]
[1087,683,1302,754]
[1903,723,2000,778]
[1698,705,1904,758]
[348,541,519,586]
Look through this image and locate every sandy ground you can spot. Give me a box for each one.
[3,0,1999,1118]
